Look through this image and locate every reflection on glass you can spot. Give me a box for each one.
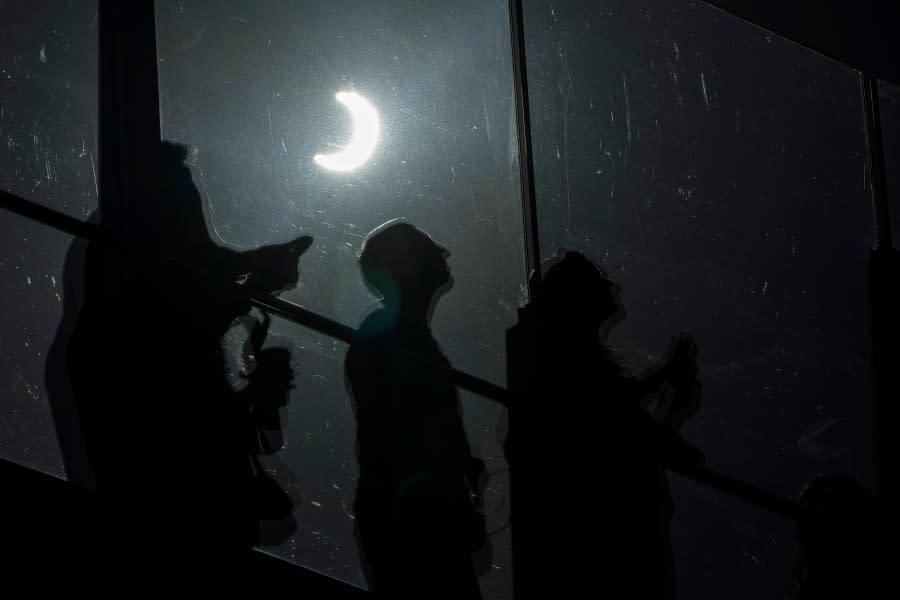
[314,91,381,172]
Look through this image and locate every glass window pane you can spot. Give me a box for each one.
[155,1,523,594]
[669,474,795,597]
[524,1,873,598]
[877,80,900,245]
[0,1,98,219]
[0,212,82,479]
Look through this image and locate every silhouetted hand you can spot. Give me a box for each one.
[245,235,313,293]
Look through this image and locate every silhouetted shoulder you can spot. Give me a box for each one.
[354,307,397,344]
[347,308,392,370]
[345,309,392,408]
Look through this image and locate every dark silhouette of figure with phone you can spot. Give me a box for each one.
[507,251,702,600]
[346,220,486,598]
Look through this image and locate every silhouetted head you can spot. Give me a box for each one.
[359,220,452,315]
[538,251,621,333]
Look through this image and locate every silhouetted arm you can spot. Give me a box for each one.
[224,238,304,273]
[632,333,698,421]
[216,236,313,293]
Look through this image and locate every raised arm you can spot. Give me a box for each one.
[221,236,313,293]
[630,333,698,422]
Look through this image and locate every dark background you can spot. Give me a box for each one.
[2,0,898,595]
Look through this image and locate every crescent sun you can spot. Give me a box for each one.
[314,91,381,172]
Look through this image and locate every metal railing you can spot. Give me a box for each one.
[0,185,824,525]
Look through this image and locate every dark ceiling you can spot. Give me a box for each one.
[707,0,900,84]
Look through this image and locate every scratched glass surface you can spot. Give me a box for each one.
[524,0,872,598]
[0,212,80,479]
[155,0,522,594]
[878,80,900,246]
[0,1,99,219]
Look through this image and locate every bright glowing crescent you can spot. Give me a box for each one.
[314,91,380,172]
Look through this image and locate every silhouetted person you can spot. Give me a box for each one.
[345,221,486,598]
[793,475,881,599]
[507,251,701,600]
[62,141,310,577]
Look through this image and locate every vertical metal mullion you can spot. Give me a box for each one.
[508,0,543,290]
[95,0,162,492]
[99,0,161,233]
[506,3,543,599]
[862,74,892,250]
[862,73,898,518]
[97,0,161,356]
[98,2,124,231]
